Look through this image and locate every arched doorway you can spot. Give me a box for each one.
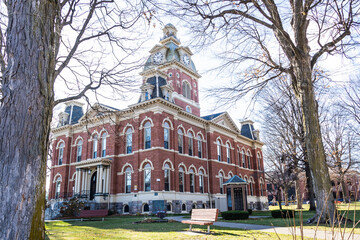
[90,171,97,200]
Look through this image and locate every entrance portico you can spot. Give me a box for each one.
[73,158,112,199]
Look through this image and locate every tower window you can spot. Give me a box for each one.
[126,128,133,154]
[182,82,191,99]
[144,122,151,149]
[76,140,82,162]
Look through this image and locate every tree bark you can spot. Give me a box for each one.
[295,178,303,209]
[0,1,57,239]
[284,186,289,206]
[340,175,349,203]
[297,61,335,223]
[304,160,316,211]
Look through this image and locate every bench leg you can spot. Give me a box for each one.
[207,225,210,234]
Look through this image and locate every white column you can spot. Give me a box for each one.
[83,169,88,194]
[98,165,104,193]
[96,165,101,193]
[76,168,81,194]
[74,169,78,194]
[104,167,110,194]
[81,169,86,194]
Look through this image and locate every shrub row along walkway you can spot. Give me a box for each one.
[166,216,360,240]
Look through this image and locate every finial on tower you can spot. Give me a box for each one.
[163,23,178,39]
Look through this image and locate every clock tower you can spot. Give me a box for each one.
[139,24,201,116]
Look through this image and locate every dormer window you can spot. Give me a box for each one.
[185,106,192,113]
[145,92,149,100]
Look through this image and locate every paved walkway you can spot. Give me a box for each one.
[166,216,360,240]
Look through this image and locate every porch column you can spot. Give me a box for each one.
[83,169,88,194]
[104,166,110,194]
[81,169,86,194]
[96,165,101,193]
[98,165,104,193]
[75,168,81,194]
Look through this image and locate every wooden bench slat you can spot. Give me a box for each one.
[181,209,219,234]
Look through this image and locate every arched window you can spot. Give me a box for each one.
[179,167,184,192]
[242,150,246,168]
[188,132,193,156]
[250,180,254,196]
[143,203,149,212]
[164,163,170,191]
[219,172,224,194]
[164,122,170,149]
[93,135,98,158]
[260,179,264,196]
[202,203,206,209]
[182,81,191,99]
[101,132,107,157]
[217,140,221,161]
[126,128,133,154]
[58,143,65,165]
[166,203,172,212]
[144,122,151,149]
[192,203,197,209]
[247,152,251,169]
[244,177,248,195]
[182,203,186,211]
[226,143,231,163]
[76,140,82,162]
[144,163,151,192]
[55,179,61,199]
[197,135,202,158]
[185,106,192,113]
[237,150,241,167]
[124,205,130,213]
[178,129,183,153]
[257,153,261,171]
[125,167,131,193]
[189,168,195,193]
[145,91,149,100]
[199,170,204,193]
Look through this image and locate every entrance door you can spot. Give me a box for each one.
[234,188,243,210]
[90,172,97,200]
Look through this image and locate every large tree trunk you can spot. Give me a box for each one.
[284,186,289,206]
[277,188,282,210]
[297,62,335,223]
[304,160,316,211]
[340,175,349,203]
[0,1,57,239]
[295,178,303,209]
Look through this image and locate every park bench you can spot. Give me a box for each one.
[79,209,108,221]
[181,208,219,234]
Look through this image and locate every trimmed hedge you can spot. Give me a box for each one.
[247,209,253,215]
[221,210,250,220]
[271,210,296,218]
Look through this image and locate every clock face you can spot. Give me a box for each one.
[153,52,163,64]
[183,54,190,65]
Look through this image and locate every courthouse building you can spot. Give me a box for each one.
[49,24,267,214]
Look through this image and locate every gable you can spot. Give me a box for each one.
[206,112,239,133]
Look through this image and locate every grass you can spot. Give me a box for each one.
[221,203,360,234]
[45,216,298,240]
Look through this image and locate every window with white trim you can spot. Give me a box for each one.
[242,150,246,168]
[197,135,202,158]
[58,143,64,165]
[144,122,151,149]
[76,140,82,162]
[164,122,170,149]
[247,152,251,169]
[188,132,193,156]
[144,163,151,192]
[126,128,133,154]
[164,163,170,191]
[226,143,231,163]
[125,167,131,193]
[217,140,221,161]
[182,81,191,99]
[199,170,204,193]
[219,173,224,194]
[178,129,183,153]
[93,135,98,158]
[101,132,107,157]
[189,168,195,193]
[179,167,184,192]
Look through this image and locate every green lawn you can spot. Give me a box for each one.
[222,203,360,234]
[45,217,297,240]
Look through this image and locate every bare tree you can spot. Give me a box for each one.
[163,0,360,223]
[261,78,317,210]
[342,77,360,136]
[0,1,151,239]
[323,110,359,202]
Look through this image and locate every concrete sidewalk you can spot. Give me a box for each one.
[167,216,360,240]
